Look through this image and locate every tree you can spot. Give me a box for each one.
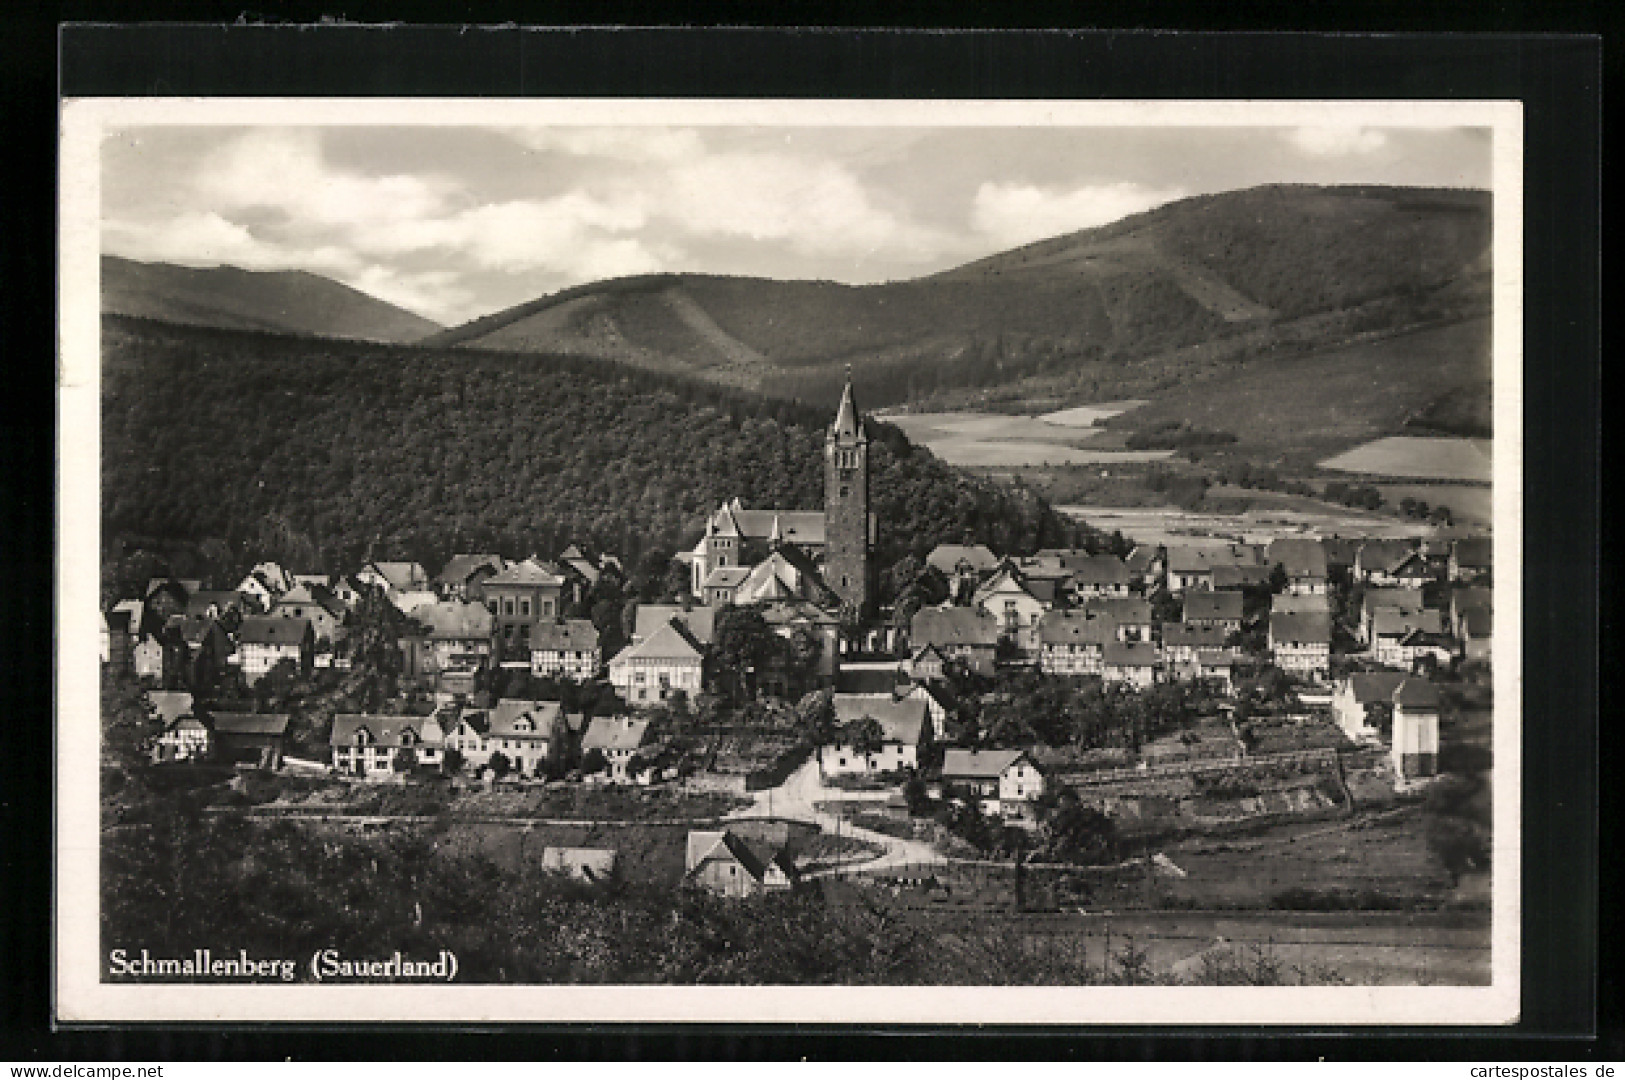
[845,716,887,761]
[1268,563,1289,595]
[1148,586,1182,626]
[487,751,511,780]
[441,747,464,776]
[795,690,837,746]
[1040,788,1119,865]
[392,746,418,774]
[580,748,609,776]
[902,775,933,816]
[712,605,780,701]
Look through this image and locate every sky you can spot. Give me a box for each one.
[101,123,1492,326]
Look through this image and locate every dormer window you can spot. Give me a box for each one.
[354,728,372,746]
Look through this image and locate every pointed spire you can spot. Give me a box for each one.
[831,368,862,440]
[769,514,783,544]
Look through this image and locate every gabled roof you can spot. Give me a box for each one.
[1357,540,1419,574]
[271,584,345,618]
[1268,538,1329,579]
[1103,641,1160,667]
[1320,538,1362,568]
[1272,593,1332,614]
[488,699,561,739]
[435,553,506,587]
[1161,623,1231,648]
[612,620,705,664]
[1463,608,1493,637]
[910,643,949,665]
[1166,544,1264,574]
[1183,591,1244,622]
[112,598,145,628]
[1081,597,1153,624]
[835,667,905,695]
[1452,537,1493,569]
[972,565,1037,606]
[581,716,651,752]
[1371,607,1443,638]
[1193,648,1236,668]
[830,694,929,746]
[236,616,311,646]
[531,619,599,652]
[635,604,717,645]
[685,829,794,883]
[1364,587,1426,616]
[1269,611,1333,645]
[449,708,490,736]
[1125,545,1163,574]
[209,712,290,737]
[701,566,753,590]
[363,561,429,591]
[146,578,202,600]
[145,690,194,724]
[185,591,245,617]
[1393,677,1441,709]
[485,558,566,588]
[1345,671,1406,704]
[941,747,1029,780]
[178,614,226,647]
[329,713,438,748]
[1211,565,1272,589]
[1066,554,1132,586]
[411,600,495,640]
[830,378,864,441]
[1038,609,1118,646]
[911,606,1000,648]
[926,544,1000,576]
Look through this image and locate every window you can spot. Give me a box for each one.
[503,598,514,616]
[839,486,849,498]
[520,598,530,617]
[542,600,554,617]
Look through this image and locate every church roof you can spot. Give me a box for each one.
[830,377,864,441]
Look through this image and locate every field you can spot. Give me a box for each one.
[1055,504,1434,548]
[882,409,1173,467]
[1375,484,1494,527]
[1322,436,1493,482]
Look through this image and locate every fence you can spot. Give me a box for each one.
[1056,747,1339,789]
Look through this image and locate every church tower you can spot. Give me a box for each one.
[824,372,871,618]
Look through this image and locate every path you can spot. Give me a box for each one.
[725,757,942,877]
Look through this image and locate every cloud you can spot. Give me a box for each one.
[346,265,473,326]
[970,181,1187,248]
[503,126,705,163]
[1286,126,1390,157]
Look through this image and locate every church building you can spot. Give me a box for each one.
[684,376,875,620]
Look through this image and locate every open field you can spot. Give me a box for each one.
[1322,436,1492,482]
[1375,484,1494,527]
[880,407,1176,467]
[1035,400,1147,427]
[1057,504,1435,547]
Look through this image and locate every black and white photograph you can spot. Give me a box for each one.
[56,96,1522,1025]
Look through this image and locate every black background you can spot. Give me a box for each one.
[2,7,1609,1062]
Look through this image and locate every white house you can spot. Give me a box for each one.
[819,695,931,777]
[608,620,704,705]
[940,748,1044,819]
[1268,611,1332,680]
[1332,671,1406,743]
[580,716,652,783]
[1182,590,1244,633]
[1268,538,1330,595]
[1391,677,1441,779]
[1038,609,1118,676]
[530,619,601,681]
[329,713,444,777]
[972,565,1046,654]
[483,698,561,777]
[234,617,313,685]
[1101,641,1161,689]
[1166,544,1265,594]
[1081,597,1154,642]
[1449,538,1492,583]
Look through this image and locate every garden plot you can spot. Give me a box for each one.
[1321,436,1492,482]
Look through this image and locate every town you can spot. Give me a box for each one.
[100,374,1492,942]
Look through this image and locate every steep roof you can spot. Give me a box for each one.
[911,606,1000,648]
[488,699,561,740]
[485,558,566,588]
[1067,554,1131,586]
[146,578,201,599]
[702,566,753,590]
[1125,545,1163,574]
[1103,641,1160,667]
[1271,593,1333,615]
[145,690,194,724]
[1081,597,1153,624]
[435,553,506,587]
[1393,677,1441,709]
[531,619,599,651]
[1269,611,1333,645]
[1183,591,1244,622]
[972,565,1037,606]
[1346,671,1407,704]
[611,620,705,664]
[272,583,345,618]
[926,544,1000,576]
[581,716,651,752]
[1463,608,1493,637]
[635,604,717,645]
[236,616,311,646]
[830,377,863,441]
[1268,538,1329,579]
[1357,540,1419,574]
[1210,565,1272,589]
[835,667,906,695]
[1166,544,1264,574]
[209,712,290,737]
[1161,623,1231,648]
[410,599,495,640]
[365,561,429,591]
[941,748,1029,780]
[1038,609,1118,646]
[329,713,439,749]
[178,614,225,647]
[1364,587,1426,616]
[830,694,929,746]
[1371,607,1443,638]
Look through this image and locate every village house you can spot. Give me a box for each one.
[684,829,798,898]
[1210,564,1272,591]
[481,558,568,663]
[972,564,1046,653]
[1187,648,1238,694]
[1160,622,1233,666]
[1320,538,1361,578]
[328,575,367,609]
[185,590,248,622]
[403,599,495,679]
[905,643,948,682]
[1037,609,1118,676]
[820,694,931,777]
[729,546,839,608]
[540,846,618,883]
[234,616,313,685]
[1370,608,1446,668]
[132,633,167,682]
[1449,586,1492,639]
[688,500,830,598]
[1360,587,1427,645]
[443,707,492,766]
[151,712,211,763]
[1268,538,1330,595]
[1332,670,1407,743]
[1449,537,1493,583]
[234,567,283,610]
[1383,628,1457,672]
[355,560,431,596]
[1356,540,1431,587]
[1101,641,1161,689]
[330,713,445,777]
[1124,544,1164,589]
[207,711,291,770]
[1165,544,1265,594]
[1010,562,1069,607]
[1268,611,1333,680]
[145,689,195,725]
[902,681,954,741]
[1271,592,1333,616]
[1182,590,1244,634]
[530,619,602,681]
[1065,553,1134,600]
[175,614,234,688]
[758,599,841,690]
[143,579,199,625]
[580,716,653,783]
[1391,677,1441,780]
[103,608,135,668]
[433,553,507,600]
[484,698,562,778]
[609,619,705,705]
[1081,597,1154,642]
[909,606,1000,675]
[700,565,752,606]
[268,583,346,645]
[925,543,1000,594]
[1460,608,1493,662]
[940,748,1044,820]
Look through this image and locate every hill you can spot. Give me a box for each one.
[101,316,1088,590]
[424,185,1491,411]
[101,256,443,343]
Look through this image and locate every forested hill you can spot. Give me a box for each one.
[424,184,1491,410]
[101,316,1087,582]
[102,256,443,344]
